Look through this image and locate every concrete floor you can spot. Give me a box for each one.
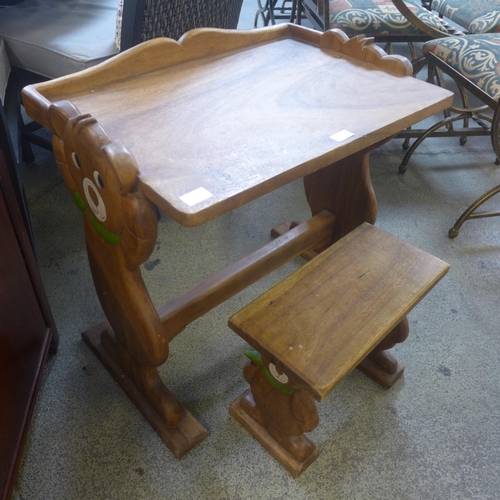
[13,1,500,499]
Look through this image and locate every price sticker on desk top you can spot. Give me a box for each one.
[180,187,214,206]
[330,130,355,142]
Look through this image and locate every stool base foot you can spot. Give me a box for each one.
[357,356,404,389]
[230,390,319,478]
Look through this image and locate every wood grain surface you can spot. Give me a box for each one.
[23,24,453,227]
[229,223,450,401]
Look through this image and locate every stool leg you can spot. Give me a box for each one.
[230,351,320,477]
[357,316,409,389]
[242,362,318,461]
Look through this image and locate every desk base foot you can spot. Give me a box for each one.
[82,323,208,458]
[229,390,319,478]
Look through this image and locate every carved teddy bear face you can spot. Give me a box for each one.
[71,150,108,223]
[64,117,138,239]
[49,101,140,243]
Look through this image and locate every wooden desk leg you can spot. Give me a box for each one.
[304,149,378,245]
[357,316,409,389]
[49,103,208,457]
[272,149,378,250]
[230,356,320,478]
[79,220,208,457]
[78,215,208,458]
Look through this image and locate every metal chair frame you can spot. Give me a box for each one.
[390,0,500,236]
[425,51,500,237]
[254,0,297,27]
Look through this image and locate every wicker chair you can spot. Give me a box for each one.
[120,0,244,49]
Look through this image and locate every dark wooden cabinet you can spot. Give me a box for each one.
[0,114,58,500]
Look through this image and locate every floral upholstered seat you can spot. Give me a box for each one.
[329,0,448,39]
[423,34,500,101]
[431,0,500,34]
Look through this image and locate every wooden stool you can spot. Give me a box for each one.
[229,223,449,477]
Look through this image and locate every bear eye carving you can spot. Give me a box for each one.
[71,152,81,169]
[94,171,104,189]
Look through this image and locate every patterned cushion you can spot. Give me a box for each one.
[423,34,500,99]
[329,0,449,38]
[430,0,500,34]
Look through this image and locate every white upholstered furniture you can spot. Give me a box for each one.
[0,0,244,161]
[0,0,119,78]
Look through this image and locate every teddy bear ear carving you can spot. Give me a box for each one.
[49,100,140,194]
[102,142,140,194]
[48,100,84,137]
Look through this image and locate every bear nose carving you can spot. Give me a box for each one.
[269,363,289,384]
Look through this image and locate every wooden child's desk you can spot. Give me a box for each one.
[22,24,452,457]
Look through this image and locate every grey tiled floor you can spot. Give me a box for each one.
[13,1,500,498]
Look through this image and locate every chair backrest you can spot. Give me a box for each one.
[300,0,455,40]
[120,0,245,51]
[0,87,32,242]
[431,0,500,34]
[0,40,10,105]
[391,0,464,38]
[392,0,500,38]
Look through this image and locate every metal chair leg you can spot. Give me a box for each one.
[449,184,500,238]
[399,113,474,173]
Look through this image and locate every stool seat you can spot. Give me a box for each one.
[229,222,449,476]
[230,222,449,401]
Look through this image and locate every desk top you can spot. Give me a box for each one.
[23,24,453,227]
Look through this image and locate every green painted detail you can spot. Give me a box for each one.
[72,191,120,245]
[244,349,292,395]
[263,367,293,394]
[73,192,86,212]
[87,211,120,245]
[245,349,263,366]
